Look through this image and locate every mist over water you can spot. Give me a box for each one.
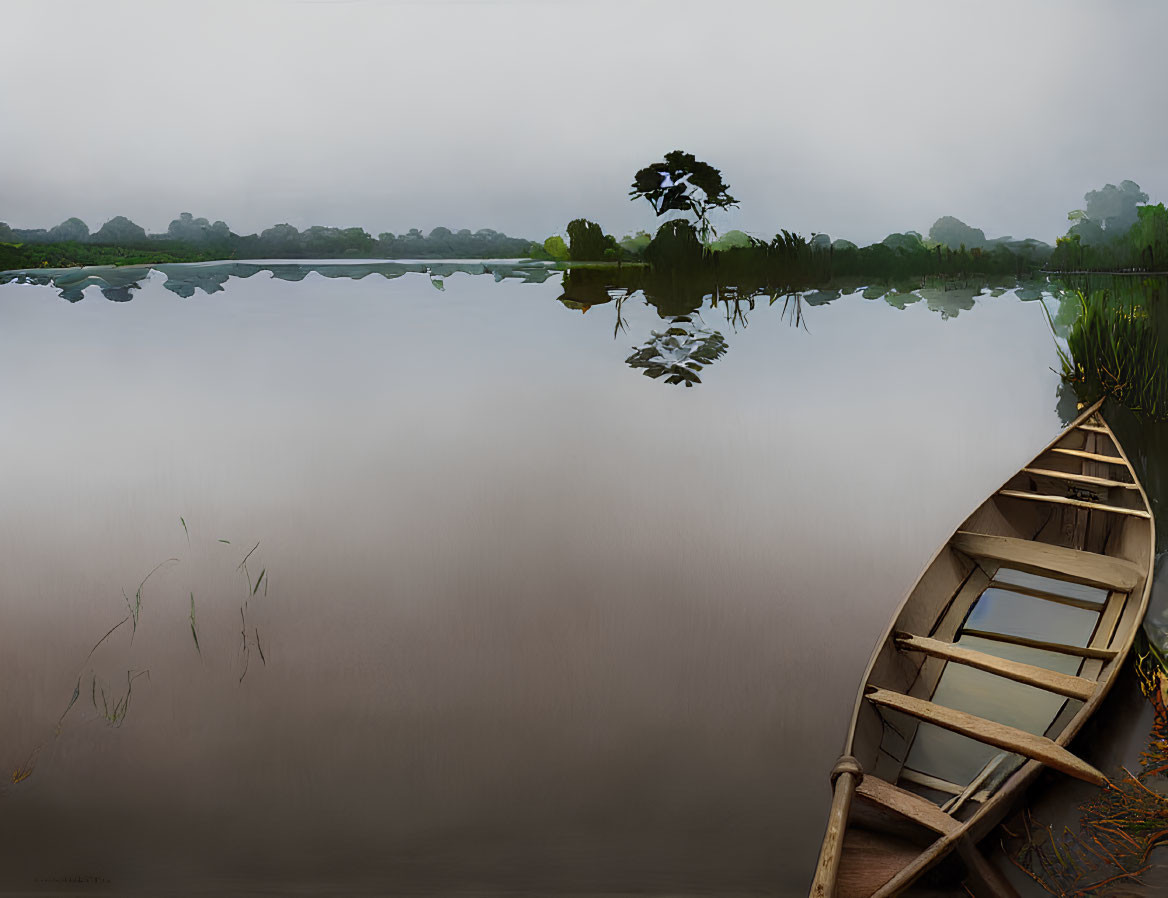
[0,269,1064,896]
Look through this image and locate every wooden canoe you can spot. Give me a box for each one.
[808,400,1155,898]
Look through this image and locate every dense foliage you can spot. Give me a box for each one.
[1054,277,1168,419]
[0,214,539,271]
[1050,203,1168,272]
[0,241,220,270]
[630,150,738,244]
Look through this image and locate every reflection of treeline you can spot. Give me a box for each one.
[559,232,825,319]
[560,260,1036,326]
[1,260,560,303]
[0,212,538,271]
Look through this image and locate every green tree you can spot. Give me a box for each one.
[566,218,617,261]
[1067,181,1148,245]
[927,216,987,251]
[542,235,569,261]
[629,150,738,245]
[91,216,148,246]
[48,217,90,243]
[644,219,702,269]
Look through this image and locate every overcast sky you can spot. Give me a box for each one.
[3,0,1164,245]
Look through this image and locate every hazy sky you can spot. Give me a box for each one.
[4,0,1165,245]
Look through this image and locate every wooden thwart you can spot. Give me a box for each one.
[894,633,1096,701]
[854,775,959,835]
[898,768,990,803]
[1049,447,1129,466]
[1021,467,1138,490]
[959,629,1117,660]
[951,531,1144,591]
[1076,423,1110,434]
[998,490,1151,519]
[989,579,1103,611]
[865,688,1107,785]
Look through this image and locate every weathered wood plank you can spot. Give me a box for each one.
[1049,447,1129,466]
[898,767,988,802]
[989,579,1104,612]
[865,688,1107,785]
[1022,467,1138,490]
[942,753,1008,815]
[808,761,862,898]
[855,775,959,835]
[1090,590,1127,652]
[998,490,1151,519]
[895,633,1096,700]
[959,629,1116,660]
[951,531,1144,591]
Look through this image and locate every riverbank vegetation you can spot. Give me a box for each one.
[0,213,538,271]
[1006,652,1168,894]
[1052,277,1168,421]
[4,153,1166,287]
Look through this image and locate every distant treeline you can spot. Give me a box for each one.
[0,213,538,270]
[1041,180,1168,273]
[537,214,1053,285]
[12,197,1146,282]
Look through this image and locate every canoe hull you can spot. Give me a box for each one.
[809,400,1156,897]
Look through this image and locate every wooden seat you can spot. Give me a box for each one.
[854,775,959,835]
[950,531,1144,591]
[864,687,1107,785]
[894,633,1096,700]
[997,489,1151,519]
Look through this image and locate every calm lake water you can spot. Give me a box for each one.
[0,264,1079,896]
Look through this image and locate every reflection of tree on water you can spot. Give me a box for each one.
[625,314,728,387]
[0,259,561,302]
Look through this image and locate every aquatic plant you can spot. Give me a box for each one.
[93,669,150,727]
[4,520,275,794]
[236,541,269,682]
[1052,281,1168,420]
[1006,651,1168,894]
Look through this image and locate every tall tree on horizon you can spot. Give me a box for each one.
[629,150,738,245]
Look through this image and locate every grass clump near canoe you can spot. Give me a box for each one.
[1005,648,1168,894]
[1054,280,1168,421]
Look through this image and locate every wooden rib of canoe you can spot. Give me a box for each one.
[808,400,1155,898]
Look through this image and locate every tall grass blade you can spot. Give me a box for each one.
[83,616,129,664]
[55,677,82,734]
[189,592,201,659]
[237,542,260,571]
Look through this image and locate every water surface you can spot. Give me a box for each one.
[0,265,1067,896]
